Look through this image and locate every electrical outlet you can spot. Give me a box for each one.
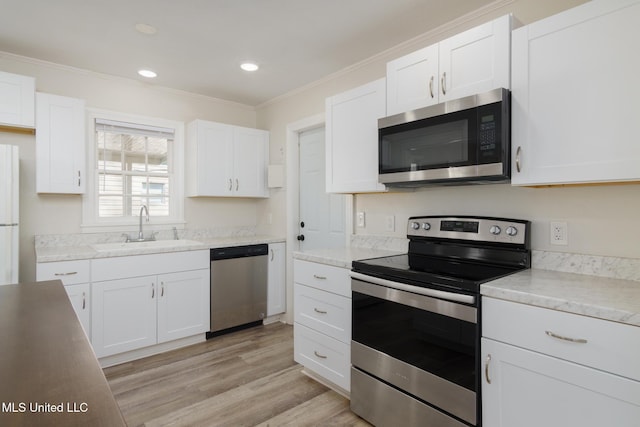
[550,221,568,245]
[357,212,366,228]
[385,215,395,232]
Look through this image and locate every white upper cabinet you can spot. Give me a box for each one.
[0,71,35,129]
[326,78,386,193]
[186,119,269,197]
[386,15,512,116]
[35,92,86,194]
[511,0,640,186]
[386,44,439,115]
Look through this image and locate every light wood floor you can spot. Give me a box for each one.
[104,322,371,427]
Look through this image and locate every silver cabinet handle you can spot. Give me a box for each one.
[515,146,522,173]
[545,330,588,344]
[78,171,81,187]
[55,271,78,276]
[485,354,492,384]
[235,178,239,191]
[82,291,86,310]
[161,282,165,297]
[270,249,274,261]
[228,179,233,191]
[314,308,327,314]
[314,351,327,359]
[429,76,434,98]
[313,274,327,280]
[441,72,447,95]
[151,283,155,299]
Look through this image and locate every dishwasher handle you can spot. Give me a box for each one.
[210,244,269,260]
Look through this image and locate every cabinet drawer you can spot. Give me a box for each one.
[294,284,351,343]
[293,259,350,297]
[92,250,209,282]
[36,260,90,285]
[294,323,350,391]
[483,297,640,381]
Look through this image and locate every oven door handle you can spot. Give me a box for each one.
[350,271,476,305]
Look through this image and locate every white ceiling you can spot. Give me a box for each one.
[0,0,495,106]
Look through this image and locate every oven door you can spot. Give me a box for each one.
[351,273,479,426]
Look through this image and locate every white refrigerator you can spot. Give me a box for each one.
[0,144,19,285]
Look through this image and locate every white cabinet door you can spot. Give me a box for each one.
[482,338,640,427]
[386,15,511,116]
[439,14,511,102]
[511,0,640,186]
[267,242,286,316]
[233,126,269,197]
[326,78,386,193]
[0,71,35,128]
[157,269,210,343]
[92,277,157,358]
[386,44,439,115]
[64,282,91,339]
[35,92,85,194]
[186,120,234,196]
[186,119,269,197]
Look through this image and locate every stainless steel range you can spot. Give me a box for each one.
[350,216,531,427]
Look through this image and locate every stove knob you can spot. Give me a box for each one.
[506,226,518,236]
[410,221,420,230]
[490,225,501,235]
[422,222,431,231]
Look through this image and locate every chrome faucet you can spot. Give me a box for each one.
[138,205,149,241]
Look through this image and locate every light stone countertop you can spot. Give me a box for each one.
[36,235,285,263]
[482,268,640,327]
[293,247,405,269]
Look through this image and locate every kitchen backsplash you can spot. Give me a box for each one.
[533,250,640,282]
[34,226,258,248]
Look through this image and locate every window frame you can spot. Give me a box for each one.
[82,108,185,232]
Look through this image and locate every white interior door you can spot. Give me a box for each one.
[298,127,345,251]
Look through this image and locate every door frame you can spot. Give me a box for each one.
[284,113,353,324]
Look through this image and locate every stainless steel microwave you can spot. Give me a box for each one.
[378,88,510,187]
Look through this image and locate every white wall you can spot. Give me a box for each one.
[0,53,262,282]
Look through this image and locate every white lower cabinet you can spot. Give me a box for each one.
[91,250,210,358]
[62,282,91,339]
[36,259,91,338]
[92,276,157,358]
[293,259,351,392]
[267,242,286,316]
[482,297,640,427]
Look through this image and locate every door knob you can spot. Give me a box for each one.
[297,234,305,241]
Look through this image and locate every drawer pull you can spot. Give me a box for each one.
[54,272,78,276]
[314,308,327,314]
[485,354,492,384]
[313,274,327,280]
[545,330,588,344]
[314,351,327,359]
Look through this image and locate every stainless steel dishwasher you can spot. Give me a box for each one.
[209,244,268,336]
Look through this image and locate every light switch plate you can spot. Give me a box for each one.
[357,212,365,228]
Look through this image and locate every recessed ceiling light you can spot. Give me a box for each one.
[240,62,259,72]
[135,23,157,35]
[138,69,157,78]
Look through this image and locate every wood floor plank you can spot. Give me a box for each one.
[104,323,370,427]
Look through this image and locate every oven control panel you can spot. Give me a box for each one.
[407,216,528,245]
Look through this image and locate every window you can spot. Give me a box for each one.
[83,110,184,231]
